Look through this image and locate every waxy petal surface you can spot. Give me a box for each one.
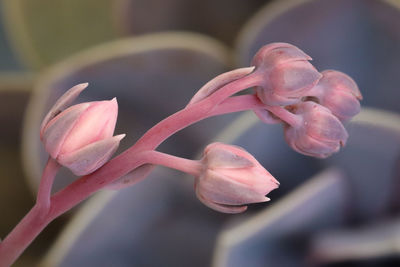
[41,103,90,158]
[40,83,88,136]
[58,134,125,176]
[61,99,118,154]
[188,67,254,106]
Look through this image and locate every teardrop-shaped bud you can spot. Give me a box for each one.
[307,70,362,121]
[252,43,322,106]
[194,143,279,213]
[284,102,348,158]
[40,84,125,176]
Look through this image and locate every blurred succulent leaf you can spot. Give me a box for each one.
[114,0,268,44]
[212,168,348,267]
[309,218,400,264]
[0,5,23,70]
[2,0,119,69]
[322,108,400,221]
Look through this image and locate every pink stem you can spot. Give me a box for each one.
[266,105,302,128]
[36,157,60,213]
[132,72,262,151]
[210,94,302,128]
[0,158,60,267]
[142,150,203,176]
[205,71,263,106]
[209,94,265,116]
[47,75,263,218]
[0,70,263,266]
[0,206,49,267]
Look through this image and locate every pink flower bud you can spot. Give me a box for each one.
[307,70,362,121]
[252,43,322,106]
[188,67,255,106]
[195,143,279,214]
[40,84,125,176]
[284,101,348,158]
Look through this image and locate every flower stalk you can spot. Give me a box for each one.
[0,42,362,266]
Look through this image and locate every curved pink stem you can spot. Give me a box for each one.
[210,94,302,128]
[0,158,60,267]
[0,70,265,266]
[36,157,60,213]
[141,150,203,176]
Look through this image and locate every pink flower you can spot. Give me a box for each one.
[307,70,362,121]
[195,143,279,214]
[284,101,348,158]
[252,43,322,106]
[40,83,125,176]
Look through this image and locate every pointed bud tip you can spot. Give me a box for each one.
[115,134,126,141]
[77,82,89,89]
[110,97,118,107]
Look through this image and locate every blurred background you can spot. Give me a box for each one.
[1,0,400,266]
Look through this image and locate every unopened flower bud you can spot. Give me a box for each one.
[195,142,279,214]
[252,43,322,106]
[307,70,362,121]
[284,101,348,158]
[40,84,125,176]
[188,67,255,106]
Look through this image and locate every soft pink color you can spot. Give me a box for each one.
[195,142,279,213]
[252,43,322,106]
[284,101,348,158]
[307,70,362,121]
[188,67,255,106]
[0,42,362,266]
[40,85,125,176]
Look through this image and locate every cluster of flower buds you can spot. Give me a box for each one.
[251,43,362,158]
[40,83,125,176]
[37,43,361,214]
[1,42,363,267]
[195,142,279,213]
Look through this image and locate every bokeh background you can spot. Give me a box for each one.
[1,0,400,266]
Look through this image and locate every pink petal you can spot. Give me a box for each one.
[205,145,254,169]
[58,134,125,176]
[285,128,340,158]
[261,46,312,66]
[308,109,349,143]
[41,103,90,158]
[322,90,361,121]
[197,170,271,205]
[187,67,254,106]
[40,83,88,136]
[270,61,322,94]
[252,43,311,68]
[196,190,248,214]
[321,70,362,100]
[61,99,118,154]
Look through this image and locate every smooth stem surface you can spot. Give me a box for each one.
[0,158,60,267]
[0,69,260,266]
[48,73,260,218]
[132,72,261,151]
[36,157,60,213]
[266,106,302,127]
[0,206,50,267]
[142,150,203,176]
[210,95,301,128]
[209,94,265,116]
